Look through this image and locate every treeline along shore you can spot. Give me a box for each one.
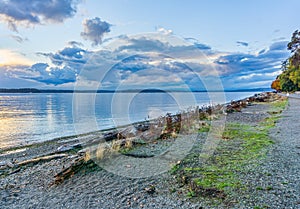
[0,88,271,93]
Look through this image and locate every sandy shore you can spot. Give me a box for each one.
[0,93,299,208]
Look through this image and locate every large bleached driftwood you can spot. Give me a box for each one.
[17,154,68,167]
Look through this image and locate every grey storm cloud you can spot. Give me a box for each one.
[81,17,111,46]
[0,0,80,31]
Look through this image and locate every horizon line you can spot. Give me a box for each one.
[0,88,272,93]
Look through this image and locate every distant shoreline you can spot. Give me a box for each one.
[0,88,271,94]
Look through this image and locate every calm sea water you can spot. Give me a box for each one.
[0,92,260,149]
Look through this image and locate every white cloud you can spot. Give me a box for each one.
[156,27,173,35]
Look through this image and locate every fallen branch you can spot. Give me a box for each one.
[123,153,155,158]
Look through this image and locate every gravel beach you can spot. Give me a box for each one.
[230,96,300,208]
[0,94,299,209]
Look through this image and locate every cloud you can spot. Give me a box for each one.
[185,38,211,50]
[67,41,84,47]
[3,34,290,90]
[99,51,217,91]
[116,36,169,53]
[10,35,28,43]
[236,41,249,47]
[237,70,281,80]
[106,54,190,85]
[215,41,289,74]
[156,27,173,35]
[214,40,289,89]
[268,41,288,51]
[0,0,80,31]
[272,37,287,42]
[37,44,89,68]
[0,65,44,88]
[48,47,87,64]
[9,44,89,85]
[81,17,111,46]
[24,63,77,85]
[70,37,290,89]
[273,29,280,33]
[114,35,212,58]
[4,62,78,86]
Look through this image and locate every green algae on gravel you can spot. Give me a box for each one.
[171,98,288,201]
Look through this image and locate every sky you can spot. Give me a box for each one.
[0,0,299,90]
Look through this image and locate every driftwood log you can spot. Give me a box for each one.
[17,154,68,167]
[54,156,98,184]
[0,154,68,176]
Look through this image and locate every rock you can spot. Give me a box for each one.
[57,145,72,152]
[140,130,160,142]
[0,161,7,166]
[6,161,15,168]
[134,122,150,132]
[104,131,118,141]
[0,161,16,169]
[144,184,156,194]
[120,126,138,138]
